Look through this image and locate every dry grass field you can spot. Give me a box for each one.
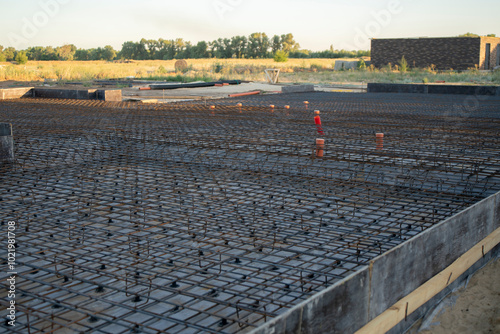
[1,58,499,85]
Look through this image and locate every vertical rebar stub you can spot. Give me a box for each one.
[0,123,14,163]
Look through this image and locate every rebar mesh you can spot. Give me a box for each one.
[1,92,499,333]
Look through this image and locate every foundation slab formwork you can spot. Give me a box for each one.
[0,123,14,163]
[0,87,34,100]
[367,83,500,96]
[33,88,123,101]
[0,87,122,101]
[0,92,499,333]
[281,85,315,94]
[251,191,500,334]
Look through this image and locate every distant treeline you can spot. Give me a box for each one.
[0,33,369,62]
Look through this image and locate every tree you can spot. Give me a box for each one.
[42,46,58,60]
[210,39,224,58]
[158,39,177,60]
[15,51,28,64]
[102,45,116,61]
[179,42,193,59]
[74,48,91,60]
[57,44,76,60]
[3,47,16,61]
[144,39,160,59]
[458,32,479,37]
[136,39,149,60]
[0,52,6,62]
[119,41,138,59]
[271,35,282,54]
[280,33,299,53]
[247,32,269,58]
[221,38,234,58]
[231,36,247,58]
[192,41,209,58]
[26,46,46,60]
[174,38,186,58]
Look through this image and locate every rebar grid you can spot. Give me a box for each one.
[1,92,499,333]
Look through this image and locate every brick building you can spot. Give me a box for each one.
[371,36,500,70]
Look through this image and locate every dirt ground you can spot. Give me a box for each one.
[411,257,500,334]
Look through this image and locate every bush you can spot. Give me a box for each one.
[398,56,408,73]
[492,69,500,83]
[357,59,367,70]
[213,62,224,73]
[0,53,6,62]
[273,50,289,63]
[158,65,167,74]
[15,51,28,65]
[310,63,324,71]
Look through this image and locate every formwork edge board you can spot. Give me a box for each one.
[249,191,500,334]
[368,191,498,318]
[0,123,12,136]
[248,266,370,334]
[281,85,315,94]
[356,227,500,334]
[367,83,500,95]
[387,246,499,334]
[0,87,34,100]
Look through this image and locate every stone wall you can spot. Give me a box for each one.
[370,37,500,70]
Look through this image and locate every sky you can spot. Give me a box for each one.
[0,0,499,51]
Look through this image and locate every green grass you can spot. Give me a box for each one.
[1,59,498,85]
[279,67,500,85]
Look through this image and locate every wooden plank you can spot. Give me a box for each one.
[356,227,500,334]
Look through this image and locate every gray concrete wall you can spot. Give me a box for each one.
[250,191,500,334]
[97,89,122,102]
[368,83,500,96]
[0,87,34,100]
[30,88,122,101]
[33,88,94,100]
[0,123,14,163]
[334,61,359,71]
[282,85,315,94]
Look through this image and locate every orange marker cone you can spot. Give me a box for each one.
[316,139,325,158]
[314,110,324,135]
[376,133,384,150]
